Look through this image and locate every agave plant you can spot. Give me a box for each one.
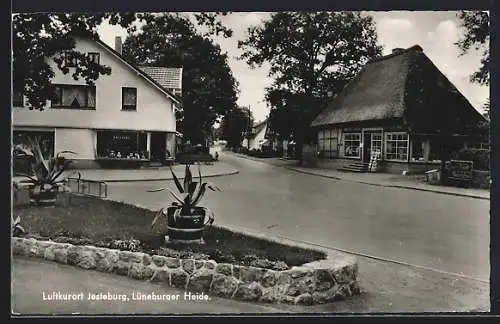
[12,215,25,237]
[15,136,80,190]
[149,162,221,228]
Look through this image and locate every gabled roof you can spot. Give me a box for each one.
[310,45,484,131]
[93,38,181,106]
[248,119,268,138]
[311,46,418,127]
[138,66,183,91]
[253,119,267,132]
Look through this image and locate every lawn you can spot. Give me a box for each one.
[13,195,326,270]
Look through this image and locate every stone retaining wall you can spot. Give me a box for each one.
[12,237,359,305]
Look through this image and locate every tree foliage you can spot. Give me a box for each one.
[12,12,233,112]
[238,12,382,153]
[122,13,238,144]
[12,13,140,110]
[220,106,254,148]
[455,11,490,86]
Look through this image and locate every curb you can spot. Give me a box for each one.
[283,166,490,201]
[228,153,489,200]
[79,170,240,183]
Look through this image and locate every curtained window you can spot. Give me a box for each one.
[51,84,96,109]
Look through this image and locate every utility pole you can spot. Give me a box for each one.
[247,106,251,150]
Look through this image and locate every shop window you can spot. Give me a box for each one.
[343,133,361,158]
[318,129,339,159]
[51,84,96,109]
[97,131,148,159]
[385,132,408,161]
[13,131,54,160]
[428,138,441,162]
[411,137,425,161]
[122,87,137,111]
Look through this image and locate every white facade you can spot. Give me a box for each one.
[12,37,179,166]
[246,123,268,151]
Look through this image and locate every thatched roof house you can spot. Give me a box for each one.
[312,45,484,131]
[309,45,488,173]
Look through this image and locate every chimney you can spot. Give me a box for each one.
[392,48,405,54]
[115,36,122,55]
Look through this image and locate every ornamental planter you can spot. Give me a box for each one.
[29,184,58,206]
[166,206,211,244]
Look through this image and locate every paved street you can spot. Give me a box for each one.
[12,152,490,313]
[11,257,286,315]
[107,152,490,282]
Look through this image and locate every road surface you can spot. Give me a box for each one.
[107,152,490,281]
[12,152,490,313]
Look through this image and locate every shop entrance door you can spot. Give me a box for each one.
[150,132,167,162]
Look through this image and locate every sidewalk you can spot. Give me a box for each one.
[233,154,490,200]
[13,162,239,183]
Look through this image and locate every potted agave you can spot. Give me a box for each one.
[149,163,221,244]
[15,137,80,206]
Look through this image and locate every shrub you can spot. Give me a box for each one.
[452,148,490,171]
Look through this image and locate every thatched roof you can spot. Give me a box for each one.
[311,45,484,132]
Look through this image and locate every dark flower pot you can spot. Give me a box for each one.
[29,185,58,206]
[166,206,208,244]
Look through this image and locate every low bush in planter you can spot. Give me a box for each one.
[12,195,327,270]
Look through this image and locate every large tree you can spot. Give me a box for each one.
[220,106,254,148]
[455,11,490,86]
[12,12,231,111]
[122,13,239,144]
[238,12,382,158]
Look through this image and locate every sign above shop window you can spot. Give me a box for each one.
[113,135,131,141]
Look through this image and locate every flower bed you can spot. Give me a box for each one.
[12,194,360,305]
[13,195,326,270]
[12,236,359,305]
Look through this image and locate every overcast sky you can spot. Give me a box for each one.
[97,11,489,123]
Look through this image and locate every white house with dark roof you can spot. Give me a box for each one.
[12,36,182,168]
[242,119,269,151]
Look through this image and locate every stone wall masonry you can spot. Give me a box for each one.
[12,237,360,305]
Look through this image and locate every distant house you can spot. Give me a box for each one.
[310,45,487,173]
[242,119,269,150]
[12,36,182,168]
